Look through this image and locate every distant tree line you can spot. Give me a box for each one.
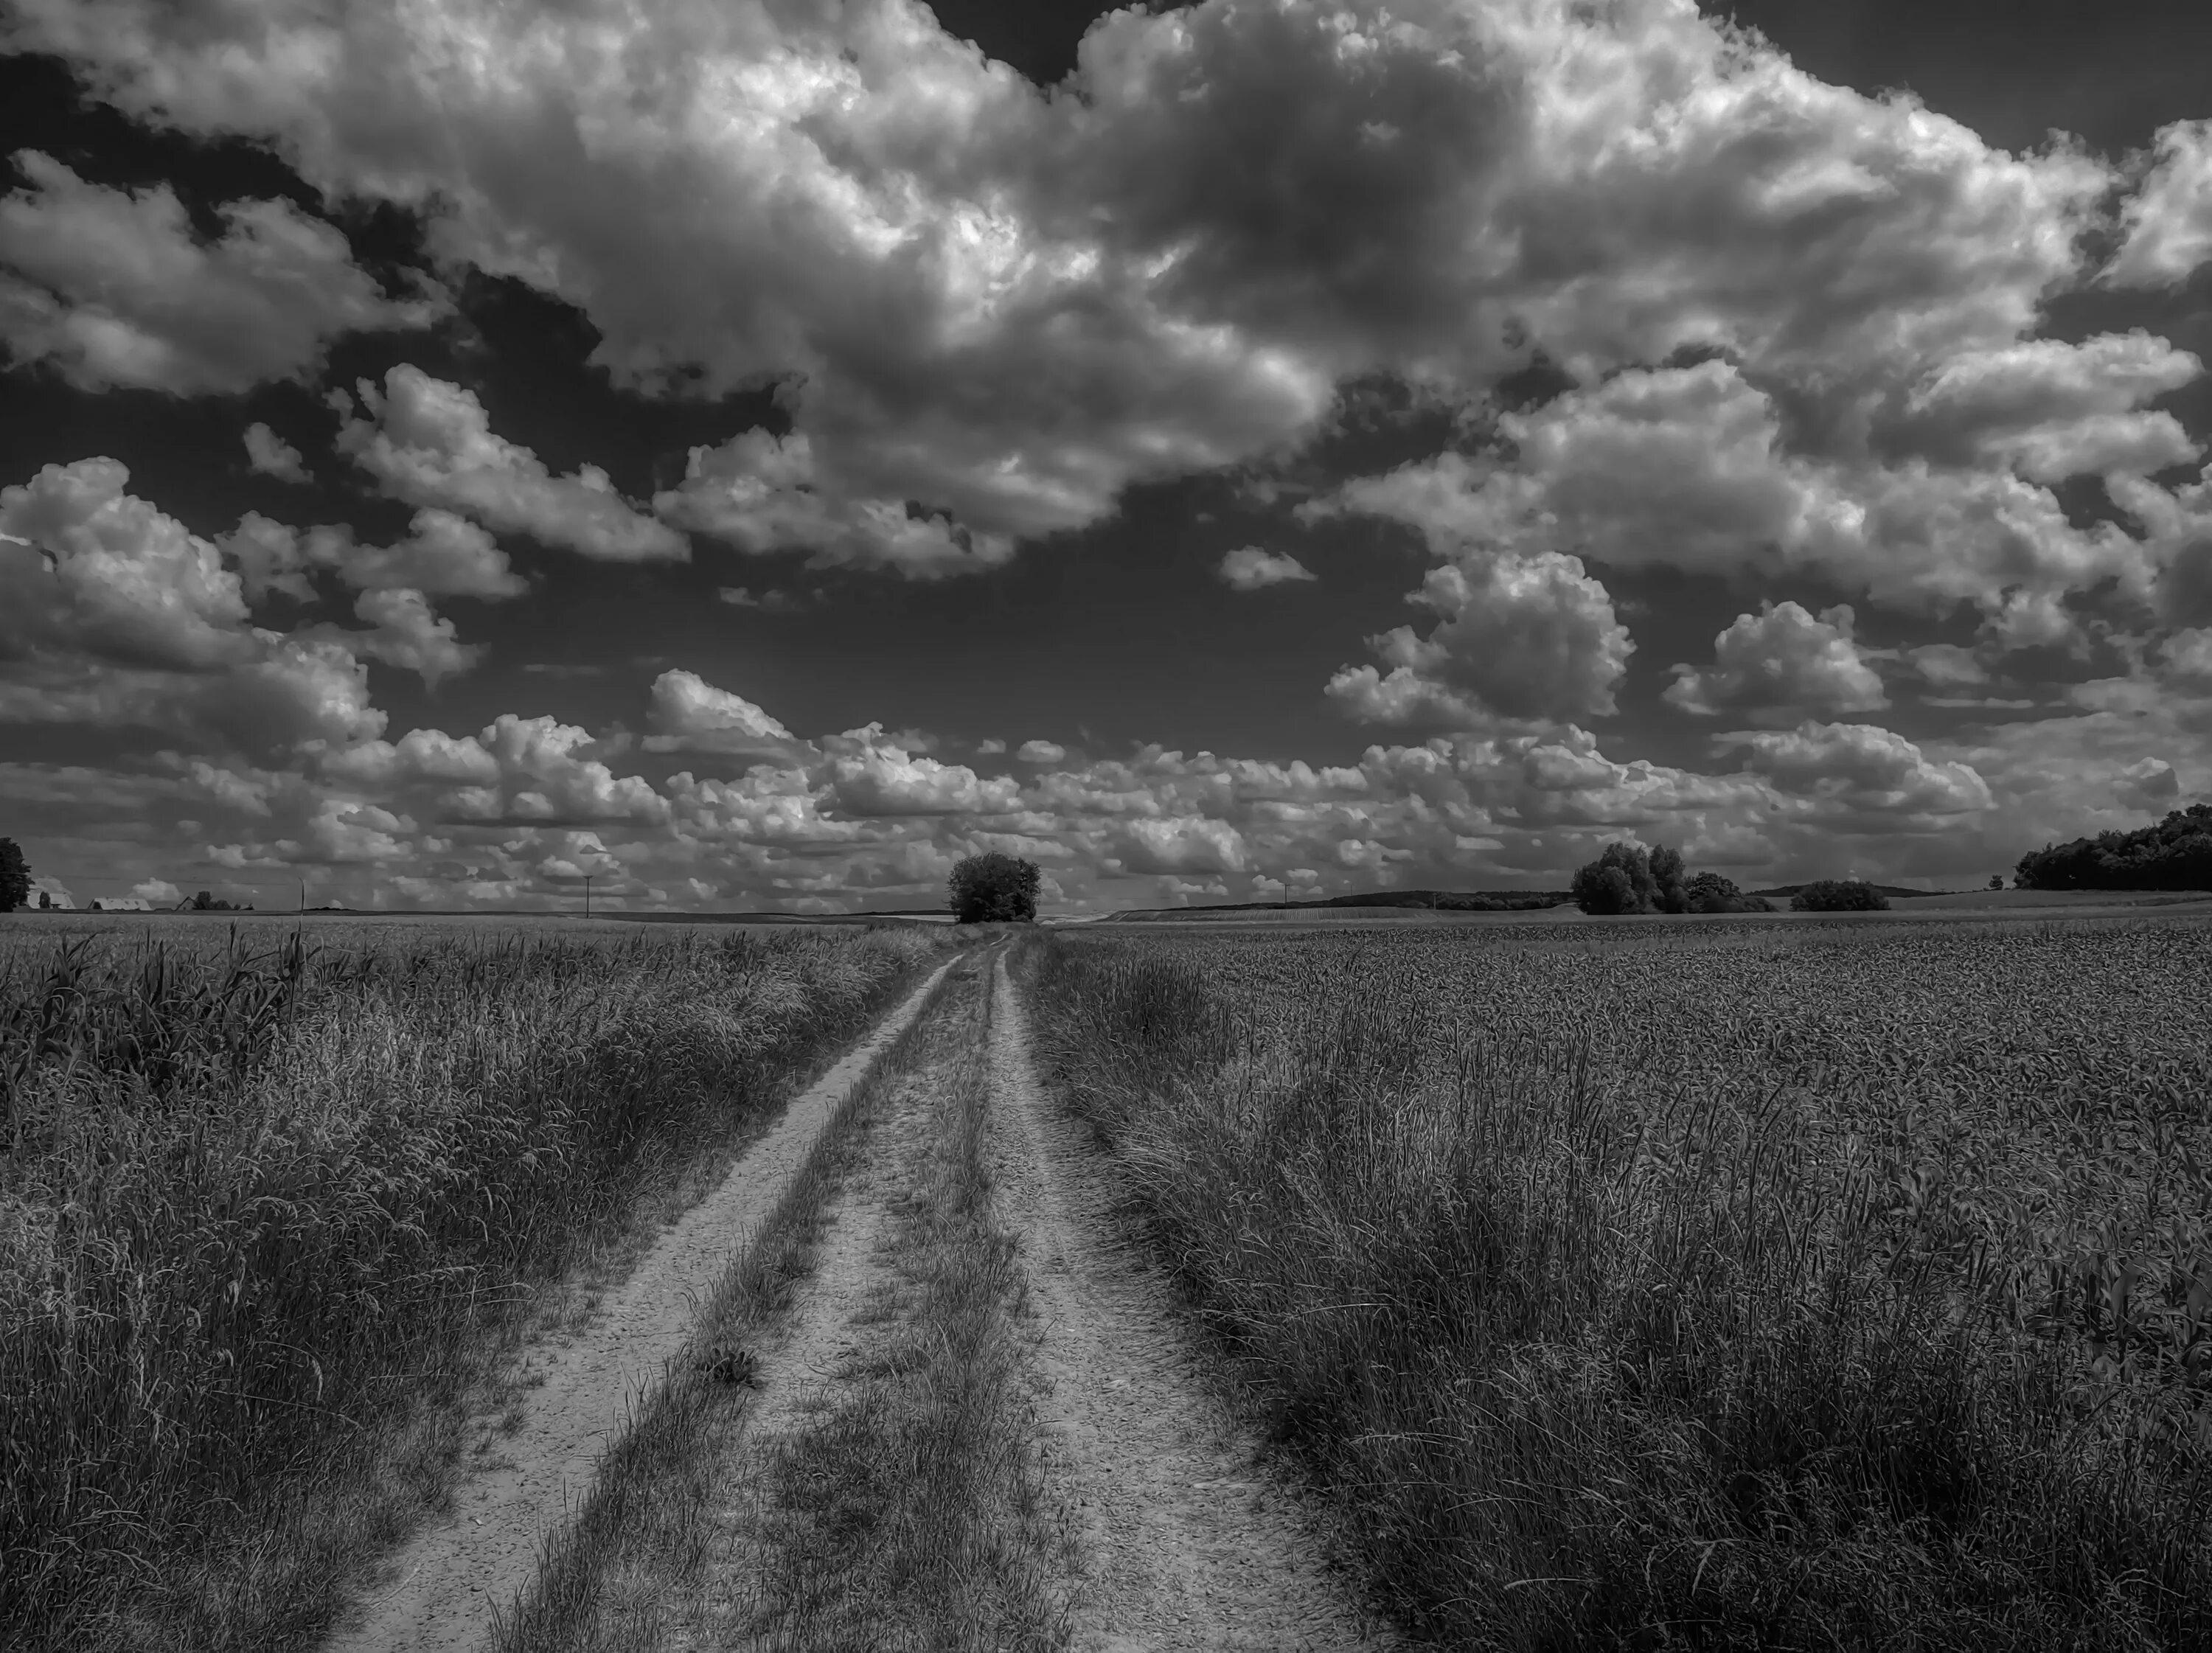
[2014,803,2212,891]
[1569,843,1891,915]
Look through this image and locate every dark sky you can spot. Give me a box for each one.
[3,0,2210,911]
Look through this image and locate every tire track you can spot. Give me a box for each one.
[986,954,1402,1653]
[322,958,956,1653]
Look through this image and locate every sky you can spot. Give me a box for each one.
[3,0,2211,915]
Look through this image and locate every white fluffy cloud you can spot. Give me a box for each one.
[1666,602,1888,721]
[0,152,439,394]
[0,459,386,755]
[335,366,687,563]
[243,422,310,483]
[342,588,481,686]
[644,668,799,757]
[220,507,527,604]
[653,431,1013,579]
[1016,740,1066,764]
[1217,546,1315,591]
[9,0,2158,565]
[1328,550,1632,728]
[1315,358,2171,625]
[1722,721,1993,820]
[2105,120,2212,289]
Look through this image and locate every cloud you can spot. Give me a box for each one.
[343,588,482,686]
[1217,545,1315,591]
[820,728,1023,818]
[2105,120,2212,289]
[243,422,310,483]
[653,431,1013,579]
[1722,721,1993,819]
[643,668,799,758]
[1312,358,2166,624]
[220,507,528,603]
[334,366,687,563]
[1665,602,1888,721]
[1110,815,1250,876]
[0,152,439,394]
[1015,739,1066,763]
[0,457,391,756]
[10,0,2129,570]
[1328,550,1632,728]
[975,738,1007,756]
[131,877,179,905]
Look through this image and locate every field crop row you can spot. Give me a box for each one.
[1023,920,2212,1649]
[0,921,942,1650]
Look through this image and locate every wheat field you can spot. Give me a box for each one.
[1023,916,2212,1649]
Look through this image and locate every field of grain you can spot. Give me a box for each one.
[1023,917,2212,1649]
[0,918,944,1649]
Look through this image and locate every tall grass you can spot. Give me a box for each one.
[1022,924,2212,1649]
[0,922,942,1650]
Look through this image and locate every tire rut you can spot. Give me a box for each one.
[322,958,956,1653]
[986,954,1402,1653]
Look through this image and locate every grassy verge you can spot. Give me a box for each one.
[0,923,945,1652]
[1018,927,2212,1651]
[736,949,1067,1653]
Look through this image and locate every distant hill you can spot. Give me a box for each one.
[1129,888,1572,916]
[1749,884,1952,900]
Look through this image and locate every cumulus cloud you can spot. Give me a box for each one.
[0,458,411,759]
[1217,545,1315,591]
[2105,120,2212,289]
[1722,721,1993,819]
[653,431,1013,579]
[243,422,310,483]
[334,366,686,563]
[6,0,2140,568]
[1666,602,1888,721]
[1328,550,1632,728]
[820,728,1023,817]
[643,668,799,758]
[1016,740,1066,763]
[343,588,481,686]
[0,152,439,394]
[220,507,527,604]
[1313,358,2168,623]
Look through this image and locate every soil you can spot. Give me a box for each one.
[984,955,1402,1652]
[320,959,955,1653]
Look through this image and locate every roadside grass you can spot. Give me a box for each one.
[1020,922,2212,1650]
[488,950,976,1653]
[734,949,1068,1653]
[0,922,944,1652]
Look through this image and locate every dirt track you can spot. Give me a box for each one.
[325,949,1394,1649]
[322,959,954,1653]
[986,954,1398,1652]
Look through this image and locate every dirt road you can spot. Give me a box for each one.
[331,948,1395,1652]
[323,959,955,1653]
[986,954,1398,1652]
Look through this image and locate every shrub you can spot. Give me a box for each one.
[1790,879,1889,911]
[1685,871,1761,914]
[947,852,1041,924]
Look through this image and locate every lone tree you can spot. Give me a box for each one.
[0,838,27,913]
[947,852,1042,924]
